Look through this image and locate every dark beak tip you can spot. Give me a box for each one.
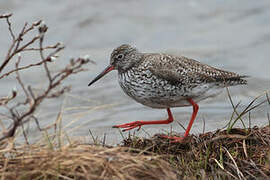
[88,80,96,87]
[88,65,114,87]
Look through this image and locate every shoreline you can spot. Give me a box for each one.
[0,125,269,179]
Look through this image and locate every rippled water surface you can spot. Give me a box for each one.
[0,0,269,144]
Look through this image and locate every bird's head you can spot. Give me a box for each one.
[88,44,140,86]
[110,44,140,72]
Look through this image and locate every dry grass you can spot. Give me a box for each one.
[0,126,268,180]
[123,125,270,179]
[0,141,177,180]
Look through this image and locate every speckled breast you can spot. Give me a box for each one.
[118,67,191,108]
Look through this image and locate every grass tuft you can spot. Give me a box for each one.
[122,125,270,179]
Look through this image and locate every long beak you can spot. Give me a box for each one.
[88,65,115,86]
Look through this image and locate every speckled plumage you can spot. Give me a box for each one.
[88,44,248,140]
[111,44,247,108]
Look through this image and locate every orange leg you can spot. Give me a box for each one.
[162,98,199,142]
[113,98,199,143]
[113,108,174,132]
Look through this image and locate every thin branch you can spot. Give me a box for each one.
[38,23,52,82]
[0,90,17,106]
[0,13,90,142]
[13,22,28,53]
[0,58,89,141]
[15,55,29,98]
[23,42,61,51]
[47,86,71,98]
[266,92,270,105]
[32,116,54,131]
[21,123,29,145]
[15,35,40,53]
[0,118,19,141]
[6,15,15,40]
[0,18,42,73]
[0,13,12,18]
[0,56,53,80]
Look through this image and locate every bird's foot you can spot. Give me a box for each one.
[160,135,185,143]
[112,121,144,132]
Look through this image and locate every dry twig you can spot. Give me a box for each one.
[0,13,91,141]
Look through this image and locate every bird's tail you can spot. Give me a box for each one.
[216,75,248,86]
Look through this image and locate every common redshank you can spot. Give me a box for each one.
[88,44,247,142]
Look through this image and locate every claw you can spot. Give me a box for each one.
[122,126,136,132]
[113,121,143,132]
[112,108,174,132]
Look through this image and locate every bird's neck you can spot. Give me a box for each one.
[117,53,143,73]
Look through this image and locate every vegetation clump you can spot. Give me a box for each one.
[0,125,268,180]
[123,126,270,179]
[0,142,177,180]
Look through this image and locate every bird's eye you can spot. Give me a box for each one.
[116,54,124,60]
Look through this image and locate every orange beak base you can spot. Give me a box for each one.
[88,65,115,86]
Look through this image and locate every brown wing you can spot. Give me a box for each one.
[145,53,247,86]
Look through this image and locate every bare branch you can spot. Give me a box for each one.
[21,123,30,145]
[266,92,270,105]
[23,42,61,51]
[6,15,15,40]
[0,57,52,80]
[0,13,14,40]
[0,14,91,141]
[0,57,90,141]
[0,13,12,19]
[0,17,42,73]
[0,90,17,106]
[13,22,28,53]
[38,23,52,82]
[16,35,40,53]
[47,86,71,98]
[15,55,30,104]
[0,118,19,141]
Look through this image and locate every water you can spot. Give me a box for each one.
[0,0,269,144]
